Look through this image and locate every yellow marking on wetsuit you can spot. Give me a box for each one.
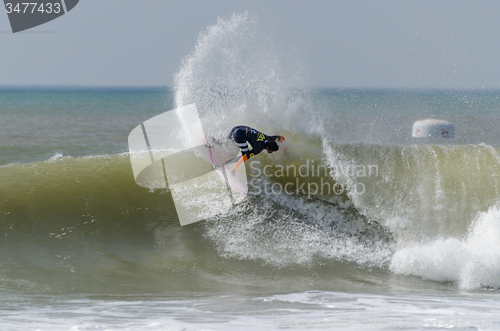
[256,133,265,142]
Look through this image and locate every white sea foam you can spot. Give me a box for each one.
[47,152,64,162]
[390,206,500,289]
[173,11,316,141]
[3,291,500,331]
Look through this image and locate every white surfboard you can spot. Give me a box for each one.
[203,139,248,196]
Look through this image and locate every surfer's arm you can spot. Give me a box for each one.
[232,147,259,172]
[232,154,249,171]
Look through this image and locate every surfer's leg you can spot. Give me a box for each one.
[233,129,249,154]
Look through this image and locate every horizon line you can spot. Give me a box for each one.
[1,85,499,92]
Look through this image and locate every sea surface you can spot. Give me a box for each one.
[2,12,500,331]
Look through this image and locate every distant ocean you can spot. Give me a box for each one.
[2,12,500,331]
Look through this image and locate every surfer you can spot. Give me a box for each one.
[229,125,285,173]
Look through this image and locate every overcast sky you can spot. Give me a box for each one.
[1,0,499,89]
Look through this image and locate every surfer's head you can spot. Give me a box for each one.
[265,141,279,153]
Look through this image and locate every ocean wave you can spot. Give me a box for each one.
[3,10,500,292]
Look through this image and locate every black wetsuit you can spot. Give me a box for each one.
[229,126,281,160]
